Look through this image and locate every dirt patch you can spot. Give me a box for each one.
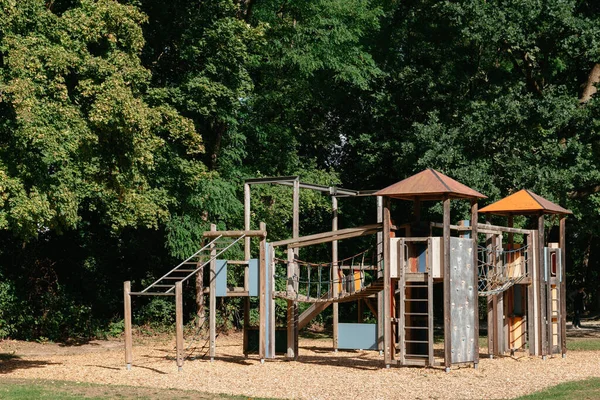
[0,326,599,400]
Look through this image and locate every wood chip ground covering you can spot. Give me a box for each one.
[1,327,600,400]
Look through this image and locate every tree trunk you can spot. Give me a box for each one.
[580,63,600,104]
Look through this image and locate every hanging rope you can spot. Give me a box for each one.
[273,241,383,303]
[478,244,529,296]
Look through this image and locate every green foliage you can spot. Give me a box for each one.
[1,0,600,339]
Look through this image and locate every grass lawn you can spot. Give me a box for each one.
[0,379,276,400]
[514,377,600,399]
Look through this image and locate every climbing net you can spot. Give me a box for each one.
[478,244,529,297]
[273,241,383,302]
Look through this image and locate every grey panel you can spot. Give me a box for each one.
[249,258,259,296]
[338,323,378,350]
[450,237,476,364]
[215,260,228,297]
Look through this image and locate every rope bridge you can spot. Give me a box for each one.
[478,244,529,296]
[273,244,383,303]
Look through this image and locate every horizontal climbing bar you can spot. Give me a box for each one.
[270,223,382,248]
[203,230,267,238]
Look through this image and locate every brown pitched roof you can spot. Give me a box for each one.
[374,169,487,201]
[479,189,572,215]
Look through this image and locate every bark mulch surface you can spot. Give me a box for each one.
[1,324,600,400]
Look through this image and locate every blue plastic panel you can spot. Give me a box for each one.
[338,323,378,350]
[215,260,228,297]
[249,258,259,297]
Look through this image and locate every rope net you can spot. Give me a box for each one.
[273,241,383,303]
[477,244,529,296]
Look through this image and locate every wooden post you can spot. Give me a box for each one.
[471,200,479,368]
[484,220,494,358]
[526,231,536,356]
[243,183,251,357]
[287,246,298,359]
[124,281,133,370]
[495,234,504,355]
[287,180,300,359]
[538,214,547,358]
[332,195,339,351]
[383,197,393,367]
[268,238,276,359]
[376,196,384,352]
[259,222,267,361]
[175,281,184,371]
[209,223,217,361]
[559,215,567,357]
[443,196,451,372]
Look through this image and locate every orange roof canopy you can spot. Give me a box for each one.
[479,189,572,215]
[375,169,487,201]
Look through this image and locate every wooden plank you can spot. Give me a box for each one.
[209,224,217,361]
[443,196,451,371]
[383,197,393,366]
[203,230,266,238]
[538,214,547,358]
[175,282,184,371]
[559,216,567,356]
[298,301,332,330]
[471,200,479,367]
[270,223,382,248]
[124,281,133,370]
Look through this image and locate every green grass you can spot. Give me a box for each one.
[514,377,600,399]
[567,337,600,351]
[0,379,278,400]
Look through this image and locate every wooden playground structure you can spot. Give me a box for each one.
[123,169,571,371]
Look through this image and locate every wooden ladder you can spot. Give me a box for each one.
[398,274,434,366]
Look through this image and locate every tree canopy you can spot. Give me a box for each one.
[0,0,598,339]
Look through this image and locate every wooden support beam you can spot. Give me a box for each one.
[209,224,217,361]
[332,196,339,351]
[364,298,377,318]
[559,215,567,357]
[538,214,547,358]
[471,200,479,368]
[268,234,275,359]
[527,232,536,356]
[377,196,384,351]
[443,196,451,371]
[259,222,267,361]
[203,230,266,238]
[287,247,298,359]
[270,224,382,248]
[124,281,133,370]
[383,197,393,367]
[287,180,300,359]
[175,281,184,371]
[243,183,251,357]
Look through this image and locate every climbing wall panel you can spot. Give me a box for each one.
[449,237,476,364]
